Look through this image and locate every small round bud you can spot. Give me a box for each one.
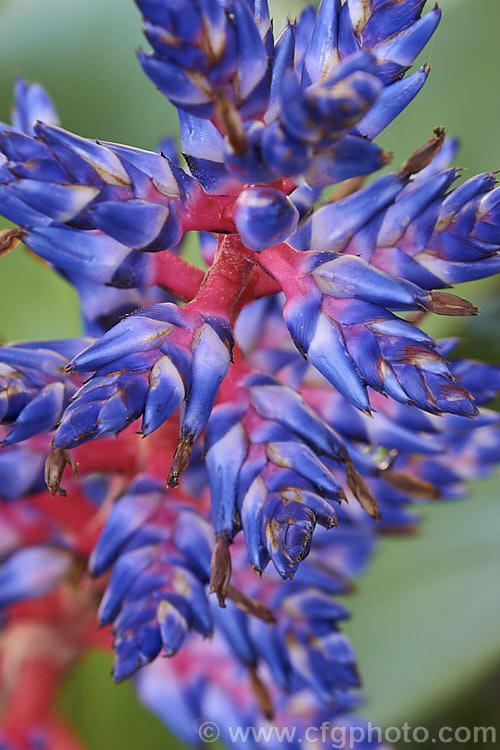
[233,187,299,252]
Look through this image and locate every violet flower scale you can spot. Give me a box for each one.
[0,1,499,748]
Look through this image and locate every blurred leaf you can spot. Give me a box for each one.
[60,651,183,749]
[423,662,500,749]
[380,0,500,175]
[0,0,176,148]
[344,474,500,726]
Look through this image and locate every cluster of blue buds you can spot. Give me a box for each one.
[90,477,215,681]
[54,304,232,461]
[0,339,88,447]
[1,0,500,748]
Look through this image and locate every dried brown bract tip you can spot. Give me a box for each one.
[426,290,478,317]
[0,227,27,257]
[399,126,446,177]
[214,91,248,156]
[382,469,441,501]
[66,555,88,587]
[337,488,347,505]
[380,150,393,167]
[327,175,367,203]
[44,448,78,498]
[344,452,381,522]
[406,309,429,327]
[249,666,274,720]
[209,534,232,607]
[167,434,194,488]
[227,585,276,624]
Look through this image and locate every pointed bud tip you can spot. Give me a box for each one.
[251,563,263,577]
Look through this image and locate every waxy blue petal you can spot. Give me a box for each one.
[207,421,248,537]
[0,546,71,607]
[99,546,157,625]
[89,199,171,249]
[182,322,231,440]
[306,313,370,412]
[90,487,163,576]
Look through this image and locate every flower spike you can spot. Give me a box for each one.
[0,2,499,748]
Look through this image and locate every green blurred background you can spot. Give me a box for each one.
[0,0,500,747]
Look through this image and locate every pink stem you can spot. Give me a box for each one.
[72,434,142,475]
[193,234,254,321]
[2,657,63,732]
[182,194,236,234]
[150,250,206,301]
[257,242,300,296]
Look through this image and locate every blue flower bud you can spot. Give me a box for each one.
[88,199,171,249]
[224,121,276,184]
[305,311,371,412]
[240,475,271,573]
[373,8,441,84]
[246,375,344,460]
[137,0,270,120]
[182,321,232,441]
[11,77,60,135]
[234,187,299,252]
[99,546,158,625]
[53,372,149,448]
[157,600,188,656]
[211,599,256,666]
[26,226,136,286]
[142,356,185,436]
[0,545,71,607]
[266,441,343,499]
[206,421,248,537]
[304,134,389,187]
[357,66,430,139]
[261,121,313,178]
[89,480,163,576]
[280,62,382,148]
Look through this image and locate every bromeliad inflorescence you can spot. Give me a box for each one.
[1,1,500,748]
